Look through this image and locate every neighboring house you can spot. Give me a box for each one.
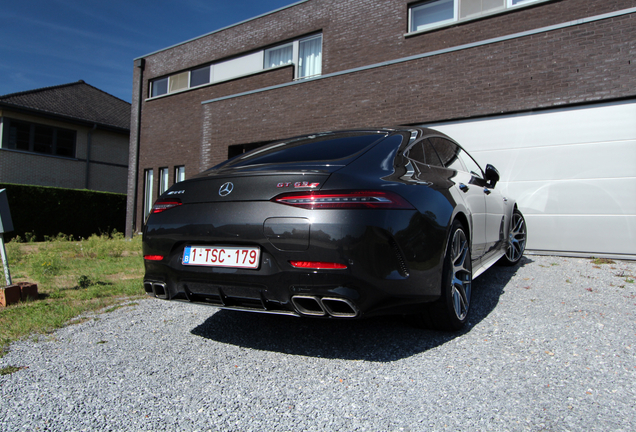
[128,0,636,259]
[0,80,130,194]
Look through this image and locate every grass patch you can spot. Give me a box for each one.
[592,257,616,265]
[0,365,23,376]
[0,233,145,352]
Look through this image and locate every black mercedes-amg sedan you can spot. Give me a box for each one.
[142,127,526,330]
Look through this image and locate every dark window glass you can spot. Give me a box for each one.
[56,129,75,157]
[423,139,443,167]
[8,120,31,151]
[227,132,390,167]
[190,66,211,87]
[33,125,54,154]
[151,77,168,97]
[3,118,75,158]
[430,137,465,171]
[406,142,425,164]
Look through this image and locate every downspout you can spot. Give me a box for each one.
[130,58,145,236]
[85,123,97,189]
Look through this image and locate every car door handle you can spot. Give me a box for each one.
[459,183,469,192]
[483,188,491,195]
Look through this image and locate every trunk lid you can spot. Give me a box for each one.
[163,166,337,204]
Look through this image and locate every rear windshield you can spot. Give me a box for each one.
[225,132,388,168]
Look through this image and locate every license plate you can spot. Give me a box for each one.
[182,245,260,269]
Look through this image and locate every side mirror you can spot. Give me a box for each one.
[485,164,500,188]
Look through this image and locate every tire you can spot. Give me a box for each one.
[408,220,472,331]
[498,208,526,266]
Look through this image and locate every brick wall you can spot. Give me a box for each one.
[0,149,85,189]
[199,11,636,139]
[140,0,634,79]
[129,0,636,231]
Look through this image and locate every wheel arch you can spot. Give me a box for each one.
[452,211,470,245]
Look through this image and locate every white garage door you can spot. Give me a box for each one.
[421,100,636,259]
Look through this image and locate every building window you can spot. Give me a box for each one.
[410,0,456,31]
[143,169,154,221]
[298,35,322,78]
[460,0,504,19]
[264,43,293,68]
[264,34,322,79]
[175,166,185,183]
[1,117,76,158]
[151,77,168,97]
[168,71,189,93]
[159,167,170,195]
[149,33,323,99]
[190,66,211,87]
[409,0,542,32]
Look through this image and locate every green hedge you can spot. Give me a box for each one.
[0,183,126,241]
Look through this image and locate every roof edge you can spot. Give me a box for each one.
[0,101,130,133]
[134,0,310,60]
[0,80,86,99]
[0,80,131,105]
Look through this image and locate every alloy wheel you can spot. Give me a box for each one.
[505,211,526,263]
[450,228,471,321]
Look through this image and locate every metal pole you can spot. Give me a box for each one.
[0,234,11,286]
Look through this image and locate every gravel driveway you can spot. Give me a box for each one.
[1,255,635,431]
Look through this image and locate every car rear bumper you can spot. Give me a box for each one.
[143,202,446,318]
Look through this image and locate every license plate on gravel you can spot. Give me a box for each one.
[182,246,260,269]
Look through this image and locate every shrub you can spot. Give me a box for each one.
[0,183,126,242]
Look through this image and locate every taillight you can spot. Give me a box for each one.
[272,190,414,209]
[290,261,347,270]
[144,255,164,261]
[151,198,182,213]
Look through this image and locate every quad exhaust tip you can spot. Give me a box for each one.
[143,283,357,317]
[144,281,168,300]
[291,295,358,318]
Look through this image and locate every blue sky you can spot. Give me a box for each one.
[1,0,299,102]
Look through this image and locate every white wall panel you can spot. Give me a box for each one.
[475,140,636,182]
[504,179,636,215]
[213,51,264,83]
[421,100,636,257]
[524,215,636,255]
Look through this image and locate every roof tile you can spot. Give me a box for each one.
[0,81,130,130]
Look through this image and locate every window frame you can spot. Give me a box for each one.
[409,0,457,33]
[297,34,323,79]
[143,169,154,222]
[263,42,295,70]
[150,77,169,97]
[174,166,185,183]
[264,34,322,80]
[507,0,537,6]
[1,117,77,158]
[158,167,170,195]
[408,0,547,34]
[149,33,323,100]
[190,65,212,88]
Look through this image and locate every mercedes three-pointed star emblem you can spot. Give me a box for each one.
[218,182,234,197]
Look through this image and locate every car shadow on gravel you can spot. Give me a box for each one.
[191,257,534,362]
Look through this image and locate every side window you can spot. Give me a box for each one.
[458,150,484,180]
[430,137,465,172]
[406,142,426,164]
[423,139,443,167]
